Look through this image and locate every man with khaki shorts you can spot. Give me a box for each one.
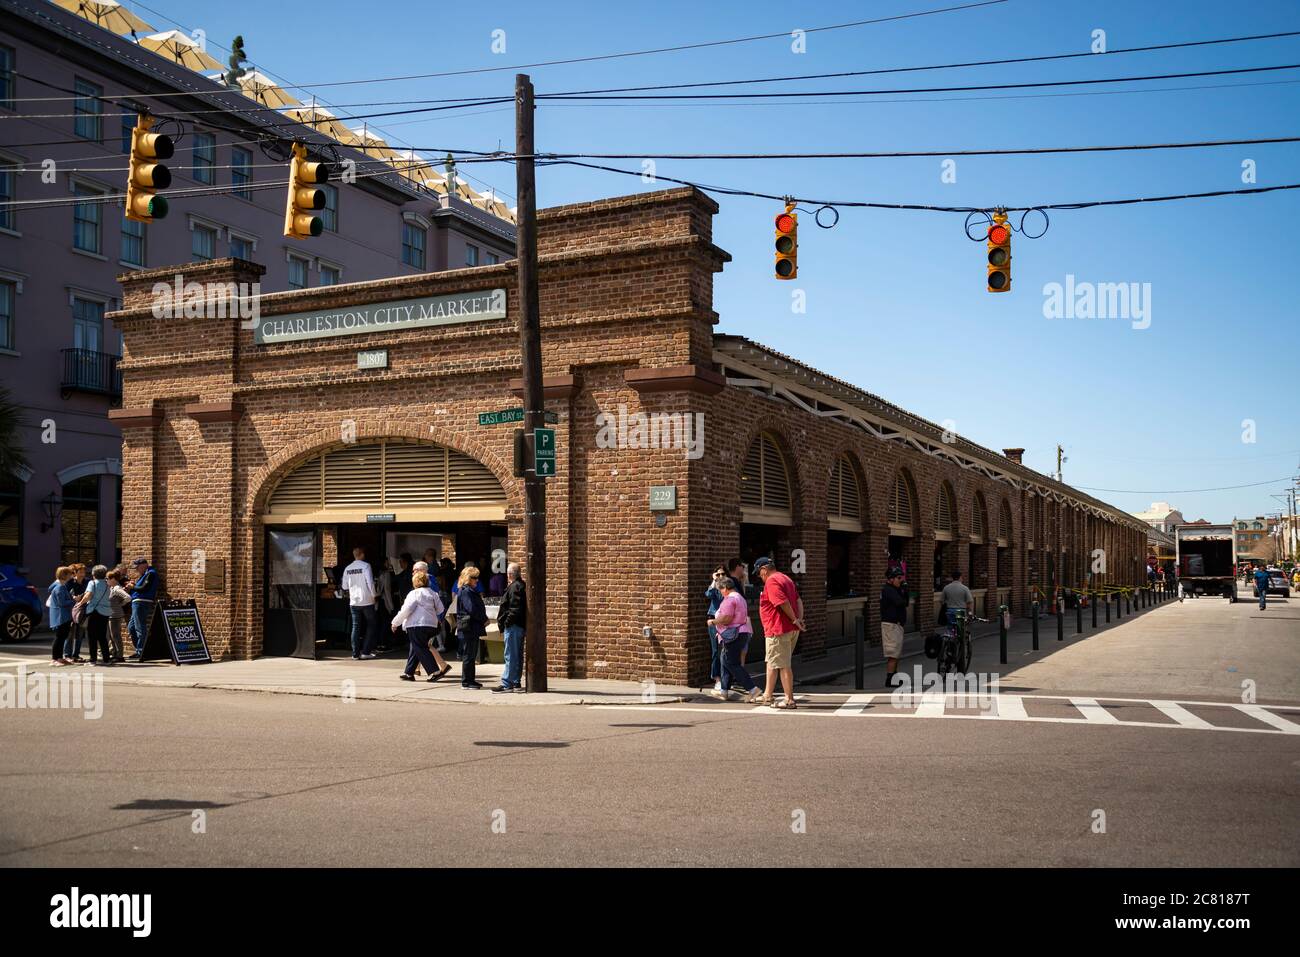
[753,557,804,709]
[879,568,909,687]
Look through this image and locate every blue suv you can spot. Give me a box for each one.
[0,565,44,642]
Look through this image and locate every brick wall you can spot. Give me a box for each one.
[108,185,1146,683]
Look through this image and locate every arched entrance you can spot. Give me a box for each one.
[261,438,509,658]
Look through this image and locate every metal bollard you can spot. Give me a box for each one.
[1116,592,1123,619]
[1091,592,1098,628]
[1032,600,1040,651]
[999,604,1008,665]
[854,614,865,691]
[1057,600,1064,641]
[1076,598,1083,634]
[1105,594,1111,622]
[1126,591,1132,615]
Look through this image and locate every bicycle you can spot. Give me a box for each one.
[934,609,989,676]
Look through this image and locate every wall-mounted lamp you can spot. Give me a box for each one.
[40,492,62,533]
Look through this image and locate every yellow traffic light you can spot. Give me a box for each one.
[987,210,1011,292]
[774,204,797,280]
[284,142,332,239]
[125,113,172,223]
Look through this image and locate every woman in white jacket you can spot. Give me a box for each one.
[391,570,452,682]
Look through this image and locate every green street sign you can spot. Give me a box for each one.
[534,427,556,477]
[479,408,558,426]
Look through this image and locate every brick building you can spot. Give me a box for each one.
[107,186,1151,683]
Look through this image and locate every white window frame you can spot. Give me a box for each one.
[317,259,343,286]
[286,250,312,289]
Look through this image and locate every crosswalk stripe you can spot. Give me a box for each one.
[987,695,1027,719]
[1234,704,1300,734]
[1150,700,1214,730]
[1069,697,1120,723]
[913,693,946,718]
[834,693,876,716]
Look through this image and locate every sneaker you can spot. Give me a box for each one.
[713,680,722,692]
[360,654,377,660]
[491,685,512,694]
[51,659,68,667]
[744,687,763,703]
[462,681,483,690]
[399,673,415,681]
[711,687,733,701]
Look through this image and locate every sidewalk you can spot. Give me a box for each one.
[1,645,699,707]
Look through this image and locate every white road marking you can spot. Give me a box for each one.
[984,695,1027,719]
[914,693,946,718]
[1150,700,1214,730]
[834,693,876,716]
[590,696,1300,736]
[1070,697,1119,724]
[1234,704,1300,734]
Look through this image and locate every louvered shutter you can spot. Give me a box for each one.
[889,472,914,536]
[740,433,792,525]
[828,455,862,532]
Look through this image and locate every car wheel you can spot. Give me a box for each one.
[2,606,36,643]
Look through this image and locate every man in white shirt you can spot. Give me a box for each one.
[342,547,378,659]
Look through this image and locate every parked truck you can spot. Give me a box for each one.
[1175,524,1238,600]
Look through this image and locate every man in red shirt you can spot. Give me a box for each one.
[753,556,804,709]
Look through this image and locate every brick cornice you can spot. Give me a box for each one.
[508,374,578,401]
[624,365,725,395]
[184,400,241,423]
[107,406,162,428]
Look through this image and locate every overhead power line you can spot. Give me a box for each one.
[7,27,1298,106]
[545,158,1300,213]
[539,30,1300,96]
[1074,477,1299,494]
[537,62,1300,100]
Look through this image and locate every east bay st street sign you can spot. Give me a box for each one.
[253,288,507,345]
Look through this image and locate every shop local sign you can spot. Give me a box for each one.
[254,289,506,345]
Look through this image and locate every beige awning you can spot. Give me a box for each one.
[54,0,153,36]
[136,30,224,71]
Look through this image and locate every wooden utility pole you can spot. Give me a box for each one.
[515,73,547,692]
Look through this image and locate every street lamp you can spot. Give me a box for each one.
[40,492,63,532]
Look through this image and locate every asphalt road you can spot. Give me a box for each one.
[1,595,1296,867]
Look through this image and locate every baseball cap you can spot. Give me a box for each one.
[752,556,774,574]
[132,556,149,566]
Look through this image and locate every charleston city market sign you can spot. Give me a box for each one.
[253,288,507,344]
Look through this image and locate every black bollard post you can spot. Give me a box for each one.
[1091,592,1098,628]
[1105,593,1111,622]
[999,604,1008,665]
[854,614,864,691]
[1076,597,1083,634]
[1116,591,1123,619]
[1032,600,1040,651]
[1126,591,1132,615]
[1057,599,1064,641]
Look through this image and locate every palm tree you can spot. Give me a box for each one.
[0,386,31,478]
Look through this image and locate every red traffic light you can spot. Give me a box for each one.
[775,212,795,233]
[988,224,1010,245]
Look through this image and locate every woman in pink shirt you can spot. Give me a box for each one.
[707,577,763,702]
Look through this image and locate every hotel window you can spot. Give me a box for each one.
[193,133,216,185]
[287,254,309,290]
[73,182,105,253]
[120,216,146,267]
[0,280,14,350]
[320,184,338,232]
[191,224,217,262]
[73,297,104,353]
[73,78,103,141]
[0,160,14,232]
[319,263,341,286]
[0,45,14,110]
[232,147,252,199]
[121,113,135,154]
[402,223,426,269]
[465,244,479,267]
[229,233,254,260]
[486,251,499,265]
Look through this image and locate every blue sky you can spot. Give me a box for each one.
[141,0,1299,523]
